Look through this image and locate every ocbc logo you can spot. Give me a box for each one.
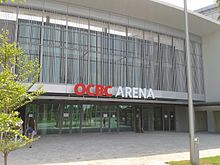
[74,83,112,97]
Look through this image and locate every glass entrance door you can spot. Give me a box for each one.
[71,105,80,133]
[162,108,175,131]
[81,104,101,133]
[153,107,175,131]
[62,105,80,134]
[101,106,118,132]
[169,111,175,131]
[163,109,169,131]
[154,108,163,131]
[119,106,133,132]
[37,104,60,134]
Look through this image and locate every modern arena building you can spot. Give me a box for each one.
[1,0,220,134]
[197,4,220,21]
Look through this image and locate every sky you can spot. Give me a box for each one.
[160,0,215,10]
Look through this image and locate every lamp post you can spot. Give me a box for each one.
[184,0,199,164]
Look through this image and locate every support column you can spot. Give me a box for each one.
[141,107,144,132]
[36,105,39,131]
[64,11,68,84]
[100,107,103,133]
[59,104,63,135]
[14,6,19,43]
[117,108,120,133]
[108,111,111,132]
[69,107,73,134]
[80,105,83,134]
[133,108,136,132]
[13,6,19,74]
[39,9,45,83]
[148,108,154,131]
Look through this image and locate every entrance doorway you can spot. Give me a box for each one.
[62,105,80,133]
[101,106,118,132]
[154,107,175,131]
[119,106,133,132]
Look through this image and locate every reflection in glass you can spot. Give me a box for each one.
[37,104,60,134]
[81,104,100,132]
[119,106,132,131]
[101,105,118,132]
[25,103,178,134]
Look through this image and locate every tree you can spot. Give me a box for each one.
[217,0,220,20]
[0,0,24,3]
[0,30,44,165]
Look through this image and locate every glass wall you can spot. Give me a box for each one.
[38,104,60,134]
[119,105,133,131]
[25,103,178,134]
[0,4,205,94]
[81,104,101,132]
[25,103,134,134]
[101,105,119,132]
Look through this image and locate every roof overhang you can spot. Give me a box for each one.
[56,0,220,36]
[37,96,188,105]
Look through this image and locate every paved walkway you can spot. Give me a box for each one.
[1,132,220,165]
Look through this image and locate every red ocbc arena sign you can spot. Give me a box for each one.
[73,83,155,99]
[74,83,112,97]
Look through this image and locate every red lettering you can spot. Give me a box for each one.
[104,86,112,97]
[86,84,95,96]
[74,83,86,95]
[74,84,113,97]
[96,85,104,96]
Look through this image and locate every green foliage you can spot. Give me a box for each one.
[0,29,44,164]
[0,30,44,114]
[169,156,220,165]
[0,0,24,3]
[216,0,220,20]
[0,113,29,153]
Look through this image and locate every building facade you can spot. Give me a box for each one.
[196,4,219,21]
[196,4,220,133]
[0,0,219,134]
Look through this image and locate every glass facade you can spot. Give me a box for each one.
[25,103,177,134]
[25,103,134,134]
[0,4,205,94]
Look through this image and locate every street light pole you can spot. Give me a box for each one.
[184,0,199,164]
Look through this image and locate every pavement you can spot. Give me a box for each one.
[1,132,220,165]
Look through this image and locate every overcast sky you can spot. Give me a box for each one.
[160,0,215,10]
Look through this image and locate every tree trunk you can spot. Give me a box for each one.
[4,153,8,165]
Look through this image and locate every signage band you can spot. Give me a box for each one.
[74,83,155,99]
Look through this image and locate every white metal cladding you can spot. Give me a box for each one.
[3,0,202,42]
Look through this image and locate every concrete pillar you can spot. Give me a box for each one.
[142,107,148,131]
[59,104,63,135]
[148,109,154,131]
